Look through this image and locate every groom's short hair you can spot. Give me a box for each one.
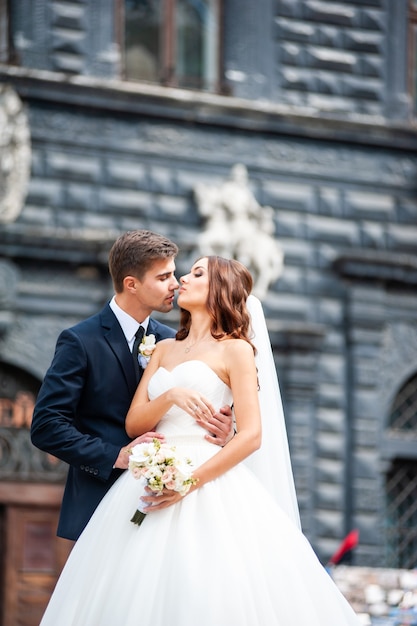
[108,230,179,292]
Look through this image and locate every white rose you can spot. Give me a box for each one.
[139,334,156,357]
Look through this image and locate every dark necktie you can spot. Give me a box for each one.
[132,325,145,380]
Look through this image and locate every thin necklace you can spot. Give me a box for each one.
[184,335,211,353]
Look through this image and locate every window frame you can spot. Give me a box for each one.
[409,0,417,114]
[0,0,19,65]
[384,371,417,568]
[118,0,224,93]
[0,0,10,64]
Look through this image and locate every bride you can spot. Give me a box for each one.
[40,255,360,626]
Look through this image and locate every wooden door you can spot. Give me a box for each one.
[0,484,72,626]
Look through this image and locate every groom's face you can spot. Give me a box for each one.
[136,258,179,314]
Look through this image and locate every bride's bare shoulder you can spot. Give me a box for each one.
[157,337,176,346]
[152,337,176,356]
[221,337,254,360]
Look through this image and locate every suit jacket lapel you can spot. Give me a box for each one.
[100,305,138,395]
[100,310,174,395]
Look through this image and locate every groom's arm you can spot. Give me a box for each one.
[31,329,121,480]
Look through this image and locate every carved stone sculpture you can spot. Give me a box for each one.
[0,84,31,223]
[194,164,284,299]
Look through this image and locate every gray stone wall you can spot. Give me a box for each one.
[223,0,411,120]
[11,0,118,77]
[274,0,388,116]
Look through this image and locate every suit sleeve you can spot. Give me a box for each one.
[31,329,121,482]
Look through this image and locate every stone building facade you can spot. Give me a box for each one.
[0,1,416,623]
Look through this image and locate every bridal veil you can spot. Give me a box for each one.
[245,295,301,529]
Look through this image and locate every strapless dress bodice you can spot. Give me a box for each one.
[147,360,233,441]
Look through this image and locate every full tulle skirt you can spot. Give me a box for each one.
[40,436,360,626]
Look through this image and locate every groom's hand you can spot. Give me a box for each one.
[113,432,165,469]
[197,405,233,447]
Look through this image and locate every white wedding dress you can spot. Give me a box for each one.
[40,361,360,626]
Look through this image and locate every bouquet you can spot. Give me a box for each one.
[128,438,197,526]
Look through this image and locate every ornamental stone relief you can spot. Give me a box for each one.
[0,84,31,223]
[0,427,67,481]
[0,365,66,481]
[0,392,35,429]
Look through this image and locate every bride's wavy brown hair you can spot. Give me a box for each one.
[176,256,255,353]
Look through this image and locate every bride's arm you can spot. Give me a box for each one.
[140,340,261,511]
[125,342,170,435]
[125,342,217,437]
[192,340,262,482]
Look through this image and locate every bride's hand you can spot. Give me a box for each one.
[140,487,184,512]
[169,387,215,423]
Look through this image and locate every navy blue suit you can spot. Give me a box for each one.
[31,303,175,541]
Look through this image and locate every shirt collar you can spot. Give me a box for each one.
[109,296,150,344]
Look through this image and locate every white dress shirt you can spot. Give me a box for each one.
[109,296,149,352]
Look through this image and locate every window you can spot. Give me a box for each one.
[384,373,417,568]
[410,0,417,114]
[388,373,417,432]
[122,0,222,92]
[385,460,417,568]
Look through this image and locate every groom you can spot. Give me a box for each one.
[31,230,232,541]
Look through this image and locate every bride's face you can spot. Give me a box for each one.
[178,257,209,309]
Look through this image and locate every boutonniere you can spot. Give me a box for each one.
[138,334,156,368]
